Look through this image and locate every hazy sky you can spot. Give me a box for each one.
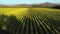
[0,0,60,5]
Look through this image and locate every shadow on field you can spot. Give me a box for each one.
[0,14,19,34]
[46,17,60,32]
[47,17,60,27]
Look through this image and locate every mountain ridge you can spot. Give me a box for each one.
[0,2,60,8]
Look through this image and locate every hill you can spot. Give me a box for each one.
[0,2,60,8]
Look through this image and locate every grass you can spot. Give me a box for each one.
[0,8,60,34]
[0,8,28,16]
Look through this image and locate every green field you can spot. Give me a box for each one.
[0,8,60,34]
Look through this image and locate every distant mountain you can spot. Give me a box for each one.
[0,2,60,8]
[10,4,33,7]
[32,2,60,8]
[0,4,8,7]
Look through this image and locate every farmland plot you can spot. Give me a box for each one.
[0,8,60,34]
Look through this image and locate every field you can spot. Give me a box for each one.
[0,8,60,34]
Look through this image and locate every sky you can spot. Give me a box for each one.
[0,0,60,5]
